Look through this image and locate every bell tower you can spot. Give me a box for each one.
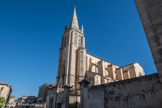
[56,5,87,90]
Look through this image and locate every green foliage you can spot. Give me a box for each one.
[0,87,5,108]
[0,97,5,108]
[0,87,4,95]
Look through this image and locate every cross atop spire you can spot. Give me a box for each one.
[69,4,79,29]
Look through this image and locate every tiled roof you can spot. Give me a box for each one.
[0,82,11,87]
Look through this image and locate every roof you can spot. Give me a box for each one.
[121,62,143,68]
[0,82,11,87]
[87,53,120,67]
[20,96,36,99]
[87,53,143,69]
[39,83,56,88]
[10,96,15,98]
[69,5,79,29]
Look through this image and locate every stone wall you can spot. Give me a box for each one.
[80,74,162,108]
[46,86,76,108]
[135,0,162,80]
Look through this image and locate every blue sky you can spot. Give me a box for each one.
[0,0,157,98]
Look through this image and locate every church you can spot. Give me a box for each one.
[56,6,145,91]
[46,6,145,108]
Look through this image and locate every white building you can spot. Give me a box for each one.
[8,96,16,108]
[0,82,12,107]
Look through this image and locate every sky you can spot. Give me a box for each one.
[0,0,157,98]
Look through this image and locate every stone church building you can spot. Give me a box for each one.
[56,6,145,91]
[46,5,146,108]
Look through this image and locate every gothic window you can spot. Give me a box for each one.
[62,38,64,47]
[74,33,77,45]
[105,69,108,76]
[66,36,69,45]
[63,37,66,47]
[78,36,81,47]
[95,65,98,73]
[92,65,95,72]
[92,65,98,73]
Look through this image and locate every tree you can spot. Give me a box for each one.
[0,87,6,108]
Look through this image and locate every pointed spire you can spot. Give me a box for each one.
[69,4,79,29]
[81,24,84,33]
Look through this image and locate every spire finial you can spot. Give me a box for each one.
[81,24,84,33]
[74,2,76,9]
[69,3,79,29]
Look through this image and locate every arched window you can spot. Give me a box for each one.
[78,36,81,47]
[105,69,108,76]
[74,33,77,45]
[63,37,66,47]
[66,36,69,44]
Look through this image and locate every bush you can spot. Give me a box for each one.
[0,87,6,108]
[0,97,5,108]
